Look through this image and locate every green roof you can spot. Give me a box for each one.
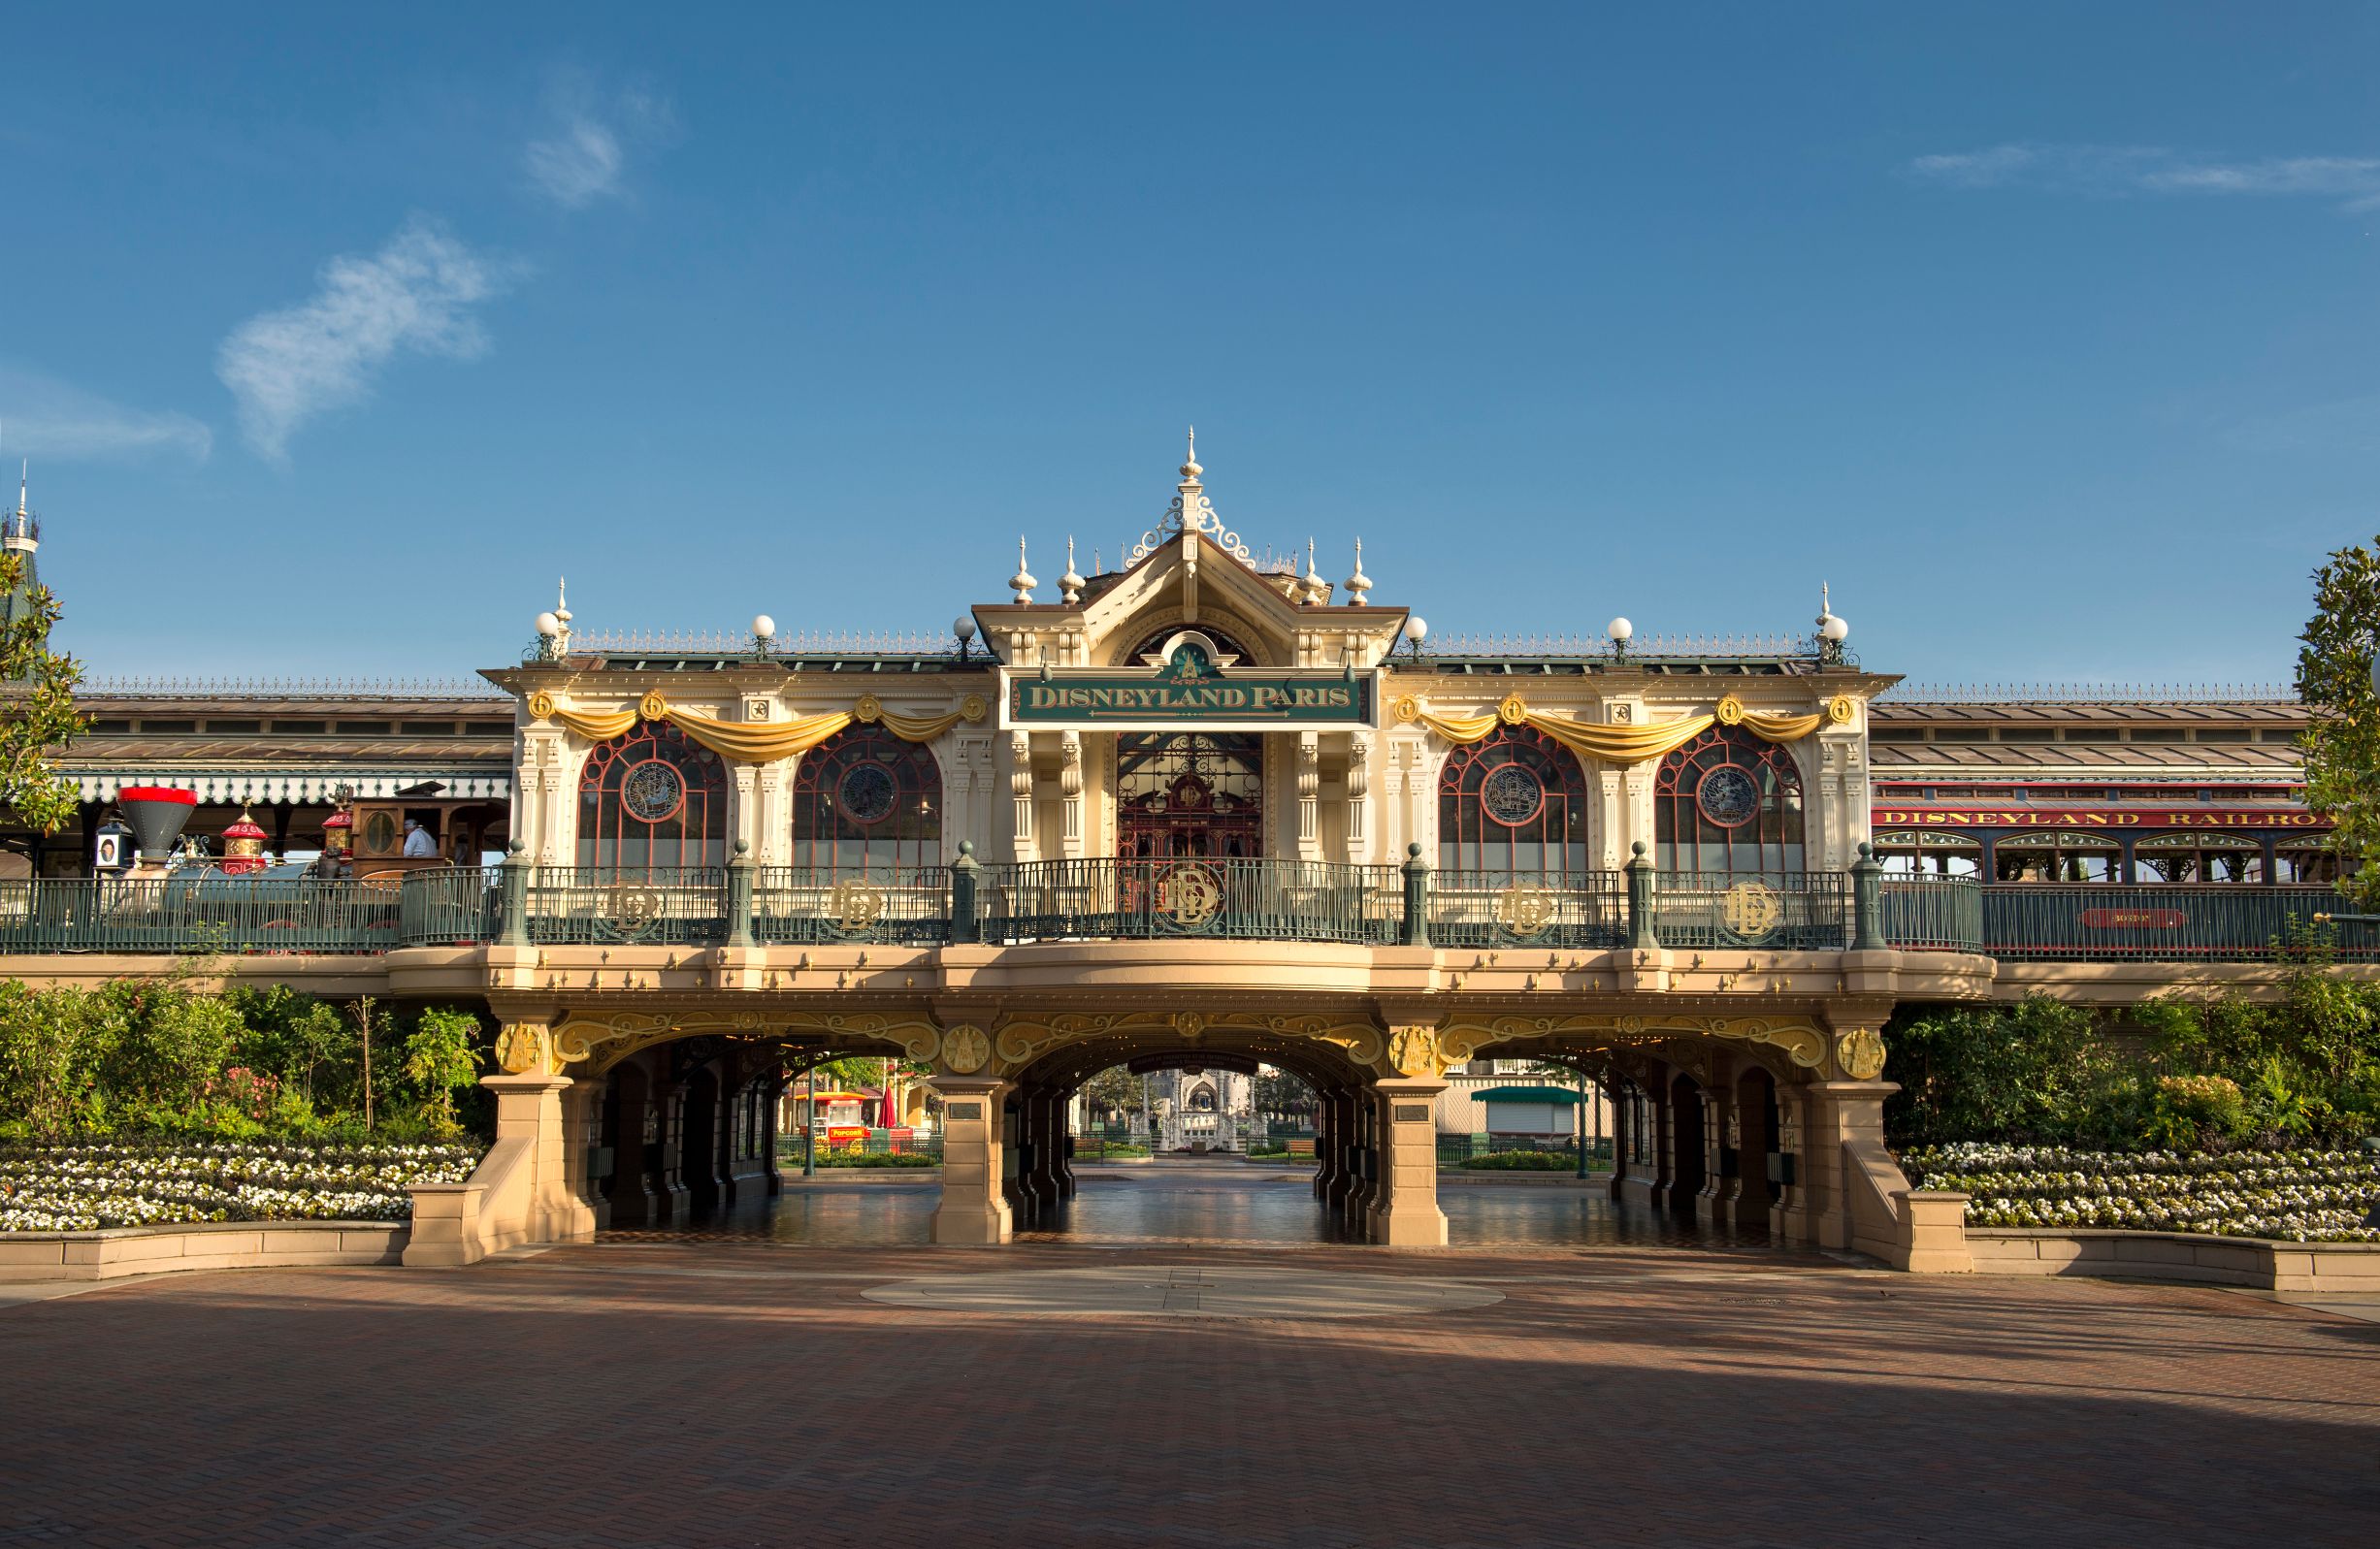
[1470,1085,1588,1105]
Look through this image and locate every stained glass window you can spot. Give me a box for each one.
[576,724,728,875]
[1438,726,1589,878]
[1653,727,1804,876]
[790,725,942,873]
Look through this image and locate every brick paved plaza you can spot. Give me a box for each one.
[5,1172,2376,1549]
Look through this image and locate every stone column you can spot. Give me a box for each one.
[1698,1078,1739,1227]
[485,1072,592,1243]
[1802,1079,1901,1255]
[1648,1073,1675,1210]
[1346,733,1371,860]
[1058,732,1084,859]
[930,1076,1013,1244]
[1367,1077,1450,1247]
[1772,1083,1809,1242]
[561,1078,609,1232]
[1296,731,1321,861]
[1007,732,1037,864]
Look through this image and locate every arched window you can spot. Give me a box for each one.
[576,723,728,875]
[790,725,943,873]
[1653,727,1804,876]
[1438,726,1591,878]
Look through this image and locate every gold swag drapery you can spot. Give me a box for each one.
[1410,693,1827,768]
[538,691,965,762]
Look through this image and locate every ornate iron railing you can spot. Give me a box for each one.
[987,858,1402,946]
[752,867,951,946]
[1976,884,2375,961]
[1430,869,1626,950]
[0,877,400,953]
[396,867,500,947]
[1650,872,1851,951]
[1878,877,1984,952]
[525,866,729,948]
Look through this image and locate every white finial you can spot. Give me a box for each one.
[1181,426,1202,481]
[1060,535,1085,604]
[1302,538,1329,605]
[1010,536,1037,603]
[16,460,24,519]
[1343,537,1372,605]
[555,577,571,627]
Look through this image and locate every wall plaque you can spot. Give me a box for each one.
[946,1101,985,1120]
[1393,1104,1430,1123]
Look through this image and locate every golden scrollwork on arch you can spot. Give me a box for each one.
[550,1009,769,1074]
[940,1023,991,1074]
[527,691,556,722]
[974,1010,1392,1079]
[1436,1013,1828,1072]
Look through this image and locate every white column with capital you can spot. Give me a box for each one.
[1296,730,1321,862]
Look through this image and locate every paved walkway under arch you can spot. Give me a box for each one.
[597,1159,1787,1252]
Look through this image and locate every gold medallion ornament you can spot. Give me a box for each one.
[854,693,883,724]
[941,1023,991,1075]
[1388,1026,1440,1077]
[638,690,668,722]
[1719,880,1783,942]
[959,693,990,724]
[495,1023,546,1075]
[1496,694,1528,726]
[1392,694,1422,725]
[527,691,556,722]
[1494,882,1558,939]
[1157,861,1225,929]
[1837,1027,1887,1081]
[1714,694,1745,726]
[1826,694,1856,726]
[828,876,886,934]
[605,883,668,936]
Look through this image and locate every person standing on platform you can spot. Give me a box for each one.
[402,818,437,858]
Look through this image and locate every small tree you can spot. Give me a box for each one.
[0,548,86,835]
[2298,537,2380,903]
[400,1008,482,1137]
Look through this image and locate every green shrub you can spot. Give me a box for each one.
[1460,1149,1578,1171]
[815,1149,937,1168]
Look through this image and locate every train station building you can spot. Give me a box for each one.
[0,444,2351,1260]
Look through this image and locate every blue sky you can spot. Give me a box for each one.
[4,5,2377,689]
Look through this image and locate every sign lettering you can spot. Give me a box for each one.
[1873,808,2327,831]
[1003,641,1376,727]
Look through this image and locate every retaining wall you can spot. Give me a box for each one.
[1965,1228,2380,1292]
[0,1220,407,1283]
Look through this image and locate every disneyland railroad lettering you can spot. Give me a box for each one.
[1872,809,2328,829]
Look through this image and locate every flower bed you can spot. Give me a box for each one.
[1904,1143,2380,1243]
[0,1140,483,1233]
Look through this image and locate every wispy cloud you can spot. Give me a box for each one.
[0,366,211,463]
[214,217,521,463]
[1908,143,2380,210]
[523,74,675,210]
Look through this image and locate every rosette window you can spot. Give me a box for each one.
[1653,726,1805,876]
[790,725,943,873]
[576,723,729,875]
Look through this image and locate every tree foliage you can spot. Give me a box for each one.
[0,549,85,834]
[2297,536,2380,903]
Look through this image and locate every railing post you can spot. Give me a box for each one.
[1851,841,1884,951]
[1400,842,1432,947]
[950,839,982,945]
[1626,841,1657,951]
[498,842,531,947]
[726,839,756,949]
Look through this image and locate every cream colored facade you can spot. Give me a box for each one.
[432,446,1993,1261]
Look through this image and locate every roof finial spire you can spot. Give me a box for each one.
[1343,536,1372,605]
[1060,535,1085,604]
[1180,426,1202,481]
[555,577,571,628]
[1010,536,1037,603]
[16,460,24,519]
